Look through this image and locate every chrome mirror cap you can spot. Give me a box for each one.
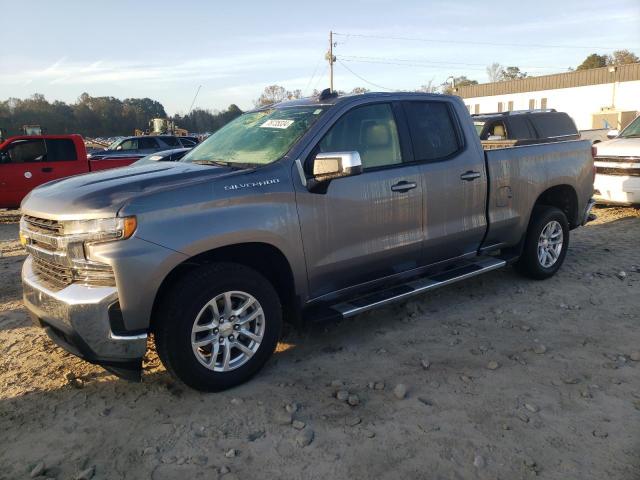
[312,151,362,182]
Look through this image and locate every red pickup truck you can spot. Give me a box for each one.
[0,135,139,208]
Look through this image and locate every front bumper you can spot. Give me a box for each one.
[594,174,640,205]
[581,198,597,225]
[22,256,147,380]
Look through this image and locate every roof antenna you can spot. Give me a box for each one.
[318,88,337,100]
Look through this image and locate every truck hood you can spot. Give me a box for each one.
[595,137,640,158]
[21,162,241,220]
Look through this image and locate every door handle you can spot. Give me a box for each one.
[460,171,481,181]
[391,181,417,192]
[41,167,53,173]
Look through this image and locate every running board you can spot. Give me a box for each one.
[332,257,506,318]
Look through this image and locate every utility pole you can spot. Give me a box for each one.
[325,31,336,92]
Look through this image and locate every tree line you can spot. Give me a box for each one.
[0,93,243,138]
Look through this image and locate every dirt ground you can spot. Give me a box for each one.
[1,206,639,480]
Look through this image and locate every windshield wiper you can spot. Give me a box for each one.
[620,134,640,138]
[191,159,261,170]
[191,159,243,169]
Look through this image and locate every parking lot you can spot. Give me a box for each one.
[1,206,639,480]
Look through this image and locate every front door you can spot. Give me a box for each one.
[296,103,424,299]
[0,137,86,208]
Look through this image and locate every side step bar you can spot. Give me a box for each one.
[332,257,506,318]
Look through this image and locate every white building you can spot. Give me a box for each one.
[457,63,640,131]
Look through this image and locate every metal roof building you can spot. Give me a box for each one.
[456,63,640,131]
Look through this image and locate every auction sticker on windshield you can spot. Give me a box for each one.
[260,119,294,129]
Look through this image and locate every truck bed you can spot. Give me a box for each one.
[482,140,594,249]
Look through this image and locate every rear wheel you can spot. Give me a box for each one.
[514,206,569,280]
[154,263,282,391]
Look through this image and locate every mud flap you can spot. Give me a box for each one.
[101,359,143,382]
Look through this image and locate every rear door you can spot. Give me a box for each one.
[297,102,424,298]
[41,137,89,182]
[138,137,160,154]
[401,100,487,265]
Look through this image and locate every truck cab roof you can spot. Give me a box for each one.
[257,91,453,111]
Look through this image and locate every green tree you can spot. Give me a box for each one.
[172,104,243,134]
[576,53,609,70]
[500,66,527,80]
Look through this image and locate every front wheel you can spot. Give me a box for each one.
[514,206,570,280]
[154,263,282,392]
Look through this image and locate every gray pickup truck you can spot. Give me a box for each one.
[19,91,595,391]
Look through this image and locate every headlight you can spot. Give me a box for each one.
[62,216,137,243]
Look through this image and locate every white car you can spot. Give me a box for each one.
[593,116,640,205]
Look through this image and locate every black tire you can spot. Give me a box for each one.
[154,262,282,392]
[514,206,570,280]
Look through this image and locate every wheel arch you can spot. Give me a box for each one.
[533,184,579,228]
[150,242,300,330]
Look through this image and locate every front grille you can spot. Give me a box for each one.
[32,256,73,289]
[31,256,116,290]
[23,215,63,234]
[23,215,116,290]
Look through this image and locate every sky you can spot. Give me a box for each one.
[1,0,639,115]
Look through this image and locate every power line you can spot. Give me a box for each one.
[337,60,394,91]
[338,54,570,71]
[187,85,202,115]
[333,31,634,51]
[303,55,323,96]
[339,57,490,72]
[312,65,329,92]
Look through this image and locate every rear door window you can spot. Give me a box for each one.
[44,139,77,161]
[138,137,159,149]
[529,113,578,138]
[2,139,46,163]
[159,136,180,147]
[403,101,461,161]
[119,139,138,151]
[506,116,536,139]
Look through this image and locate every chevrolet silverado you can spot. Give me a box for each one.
[19,91,595,391]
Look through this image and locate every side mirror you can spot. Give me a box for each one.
[606,129,619,139]
[312,151,362,183]
[116,145,123,151]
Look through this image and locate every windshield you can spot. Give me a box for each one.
[473,121,485,136]
[619,116,640,138]
[107,139,122,150]
[182,106,328,166]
